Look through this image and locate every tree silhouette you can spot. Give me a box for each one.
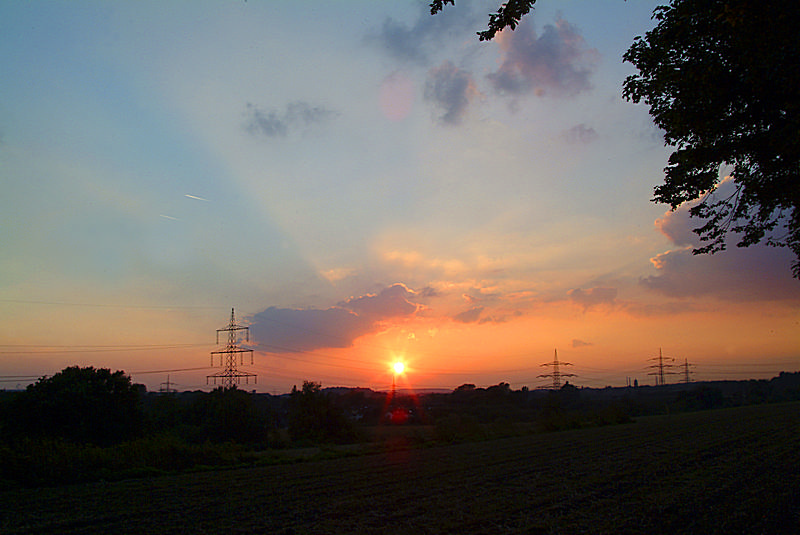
[191,386,269,444]
[287,381,358,444]
[7,366,143,445]
[624,0,800,277]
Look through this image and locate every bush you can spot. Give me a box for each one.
[288,381,360,444]
[4,366,143,446]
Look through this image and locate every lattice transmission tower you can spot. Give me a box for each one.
[159,374,177,394]
[648,348,675,386]
[207,308,257,388]
[678,357,695,383]
[539,349,576,389]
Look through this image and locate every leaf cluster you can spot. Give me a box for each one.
[430,0,537,41]
[623,0,800,276]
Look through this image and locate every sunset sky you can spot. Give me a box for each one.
[2,0,798,394]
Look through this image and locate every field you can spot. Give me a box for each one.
[1,402,798,534]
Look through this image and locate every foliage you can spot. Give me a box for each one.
[4,366,143,446]
[430,0,537,41]
[181,386,270,445]
[1,365,797,488]
[623,0,800,277]
[287,381,360,444]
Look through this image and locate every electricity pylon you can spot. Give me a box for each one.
[539,349,576,389]
[159,374,177,394]
[207,308,256,388]
[679,358,695,383]
[648,348,675,386]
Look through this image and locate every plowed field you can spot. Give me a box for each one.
[2,402,798,534]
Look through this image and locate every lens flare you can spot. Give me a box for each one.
[393,361,405,375]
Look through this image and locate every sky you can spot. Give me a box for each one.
[1,0,798,394]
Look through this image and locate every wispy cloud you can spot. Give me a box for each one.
[488,17,599,98]
[367,2,479,65]
[244,101,338,138]
[568,287,617,311]
[424,61,480,125]
[453,305,484,323]
[561,123,598,144]
[184,194,210,202]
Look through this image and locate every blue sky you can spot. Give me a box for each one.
[1,1,798,393]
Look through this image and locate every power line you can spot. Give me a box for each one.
[131,366,216,375]
[0,344,210,355]
[0,298,222,309]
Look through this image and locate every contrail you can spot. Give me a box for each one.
[185,194,210,202]
[159,214,180,221]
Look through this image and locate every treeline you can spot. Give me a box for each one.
[1,366,799,488]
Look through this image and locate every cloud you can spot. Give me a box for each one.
[340,283,419,319]
[368,2,478,65]
[641,242,800,302]
[642,179,800,302]
[248,284,422,352]
[453,306,484,323]
[568,287,617,310]
[488,17,599,97]
[654,208,699,247]
[571,338,593,348]
[561,124,598,144]
[244,101,337,138]
[424,61,480,125]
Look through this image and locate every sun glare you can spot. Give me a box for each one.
[393,361,405,375]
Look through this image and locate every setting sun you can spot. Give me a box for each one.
[393,362,405,375]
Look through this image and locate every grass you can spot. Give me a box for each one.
[1,402,798,534]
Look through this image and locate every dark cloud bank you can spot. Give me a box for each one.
[248,284,422,353]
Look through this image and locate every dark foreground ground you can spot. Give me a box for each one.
[1,402,798,534]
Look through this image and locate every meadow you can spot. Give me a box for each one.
[1,401,797,534]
